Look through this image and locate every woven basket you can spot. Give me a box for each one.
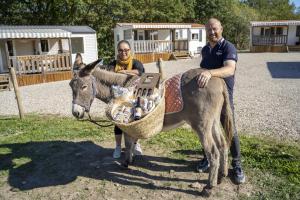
[106,88,165,139]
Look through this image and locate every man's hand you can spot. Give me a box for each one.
[197,70,212,88]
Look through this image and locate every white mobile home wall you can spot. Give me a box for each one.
[70,33,98,64]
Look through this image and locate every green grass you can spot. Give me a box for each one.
[0,115,299,200]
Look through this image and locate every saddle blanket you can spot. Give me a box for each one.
[165,73,183,114]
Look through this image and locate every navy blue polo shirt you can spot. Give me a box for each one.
[200,38,237,95]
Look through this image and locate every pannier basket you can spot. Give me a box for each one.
[106,87,165,139]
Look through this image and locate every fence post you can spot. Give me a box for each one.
[8,67,25,119]
[156,58,165,81]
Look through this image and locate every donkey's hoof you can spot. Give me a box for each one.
[201,185,213,197]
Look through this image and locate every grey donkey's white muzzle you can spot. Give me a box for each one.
[72,104,85,119]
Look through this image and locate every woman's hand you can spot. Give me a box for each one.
[118,70,139,76]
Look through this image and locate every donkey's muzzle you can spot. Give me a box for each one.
[72,104,85,119]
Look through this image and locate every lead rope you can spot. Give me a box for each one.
[87,112,113,128]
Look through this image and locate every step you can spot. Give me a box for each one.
[0,74,11,92]
[288,46,300,51]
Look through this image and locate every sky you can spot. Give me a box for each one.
[291,0,300,8]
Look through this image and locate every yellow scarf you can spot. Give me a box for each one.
[115,53,133,73]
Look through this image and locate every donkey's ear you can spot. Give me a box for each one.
[75,53,83,65]
[81,58,103,75]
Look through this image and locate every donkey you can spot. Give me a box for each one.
[69,54,234,196]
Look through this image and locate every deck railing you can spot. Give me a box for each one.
[9,53,71,75]
[252,35,287,46]
[174,40,188,51]
[133,40,173,53]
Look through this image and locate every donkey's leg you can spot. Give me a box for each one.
[123,133,135,168]
[212,120,228,184]
[191,121,220,196]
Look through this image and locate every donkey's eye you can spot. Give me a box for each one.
[81,85,88,90]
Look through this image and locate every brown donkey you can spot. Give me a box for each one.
[69,54,233,196]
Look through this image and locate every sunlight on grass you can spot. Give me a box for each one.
[12,157,32,169]
[0,147,11,154]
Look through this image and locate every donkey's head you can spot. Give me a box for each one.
[69,54,102,119]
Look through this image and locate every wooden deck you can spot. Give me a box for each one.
[16,71,72,86]
[134,52,172,64]
[2,53,73,87]
[250,45,288,53]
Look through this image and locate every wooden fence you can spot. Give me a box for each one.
[252,35,287,46]
[9,53,71,75]
[133,40,173,53]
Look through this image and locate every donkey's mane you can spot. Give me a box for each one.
[92,66,134,87]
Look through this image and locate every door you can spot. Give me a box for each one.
[0,40,8,73]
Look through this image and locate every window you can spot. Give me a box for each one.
[137,30,144,40]
[134,30,137,40]
[145,30,158,40]
[6,41,14,56]
[296,26,300,37]
[260,27,264,36]
[276,27,283,35]
[124,30,132,40]
[265,28,271,36]
[41,40,49,52]
[192,33,199,40]
[270,27,275,35]
[145,30,150,40]
[116,34,120,42]
[71,37,84,53]
[175,32,179,40]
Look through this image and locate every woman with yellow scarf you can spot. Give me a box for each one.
[109,40,144,159]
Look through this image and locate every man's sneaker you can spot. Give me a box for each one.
[196,157,210,172]
[113,146,122,159]
[133,143,142,156]
[232,165,246,184]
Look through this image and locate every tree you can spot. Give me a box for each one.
[242,0,297,20]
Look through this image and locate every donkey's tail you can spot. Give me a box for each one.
[221,82,234,146]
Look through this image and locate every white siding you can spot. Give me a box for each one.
[175,29,188,39]
[71,33,98,64]
[287,25,298,45]
[0,40,8,73]
[15,39,35,56]
[158,30,170,40]
[188,28,206,55]
[61,39,70,51]
[48,39,60,54]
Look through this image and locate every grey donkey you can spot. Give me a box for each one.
[69,54,234,197]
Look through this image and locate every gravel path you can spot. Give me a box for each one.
[0,53,299,140]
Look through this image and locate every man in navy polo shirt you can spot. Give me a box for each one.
[196,18,245,184]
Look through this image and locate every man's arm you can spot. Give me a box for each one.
[197,60,236,88]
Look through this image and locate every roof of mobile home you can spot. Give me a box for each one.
[116,23,204,29]
[0,25,95,39]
